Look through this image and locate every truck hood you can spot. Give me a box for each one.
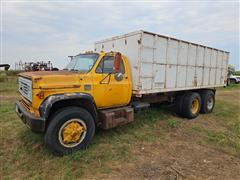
[19,71,81,89]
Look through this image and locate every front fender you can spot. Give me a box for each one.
[39,93,97,120]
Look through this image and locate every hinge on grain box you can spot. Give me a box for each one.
[99,107,134,129]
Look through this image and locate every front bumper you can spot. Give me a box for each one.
[16,101,45,133]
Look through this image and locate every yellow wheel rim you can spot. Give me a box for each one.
[58,119,87,148]
[191,98,199,114]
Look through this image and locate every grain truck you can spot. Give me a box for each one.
[16,30,229,155]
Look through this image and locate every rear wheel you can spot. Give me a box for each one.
[182,92,201,119]
[45,107,95,155]
[200,90,215,114]
[175,93,185,117]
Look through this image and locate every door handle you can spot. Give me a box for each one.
[124,77,128,79]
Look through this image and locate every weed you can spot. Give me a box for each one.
[167,119,177,128]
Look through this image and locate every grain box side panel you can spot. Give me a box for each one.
[166,64,177,88]
[153,64,165,89]
[202,48,211,86]
[140,33,155,91]
[196,67,203,86]
[216,51,223,85]
[209,49,217,85]
[95,30,229,95]
[176,41,188,88]
[204,48,211,67]
[196,46,204,66]
[186,66,195,87]
[196,46,204,86]
[95,32,142,91]
[177,66,187,88]
[122,34,142,90]
[167,39,178,65]
[154,36,167,64]
[153,36,168,89]
[188,44,197,66]
[203,67,210,86]
[178,42,188,65]
[221,52,229,84]
[185,44,197,87]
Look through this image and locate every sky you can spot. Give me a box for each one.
[1,1,239,70]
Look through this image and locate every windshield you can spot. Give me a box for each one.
[65,54,99,72]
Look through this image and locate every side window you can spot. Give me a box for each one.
[96,56,125,74]
[103,56,114,73]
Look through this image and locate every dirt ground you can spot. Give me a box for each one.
[0,79,240,179]
[76,90,240,180]
[84,88,240,180]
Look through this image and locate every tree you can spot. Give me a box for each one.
[228,64,235,77]
[233,71,240,76]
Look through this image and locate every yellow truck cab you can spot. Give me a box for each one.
[16,51,134,155]
[16,30,229,155]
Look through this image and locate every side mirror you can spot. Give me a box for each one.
[114,73,123,81]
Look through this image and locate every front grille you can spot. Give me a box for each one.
[21,82,30,94]
[18,77,32,102]
[21,99,30,111]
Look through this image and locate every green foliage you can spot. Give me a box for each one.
[207,132,226,143]
[233,71,240,76]
[228,64,235,76]
[167,119,177,128]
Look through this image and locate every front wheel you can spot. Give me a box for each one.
[44,107,95,155]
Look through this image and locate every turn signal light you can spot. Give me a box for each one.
[36,91,44,99]
[34,110,40,117]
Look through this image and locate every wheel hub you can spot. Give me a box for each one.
[58,119,87,147]
[191,98,199,114]
[62,122,84,143]
[207,96,214,110]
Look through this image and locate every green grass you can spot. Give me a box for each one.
[0,70,22,76]
[167,119,177,128]
[0,76,240,179]
[0,77,18,93]
[0,95,172,178]
[190,97,240,153]
[217,83,240,90]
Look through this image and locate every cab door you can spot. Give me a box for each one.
[92,55,131,108]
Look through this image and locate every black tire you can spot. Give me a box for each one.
[200,90,215,114]
[175,93,185,117]
[44,107,95,156]
[182,92,201,119]
[230,79,236,84]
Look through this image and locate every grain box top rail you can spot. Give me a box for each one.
[95,30,230,54]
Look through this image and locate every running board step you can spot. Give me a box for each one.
[99,107,134,129]
[132,102,150,112]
